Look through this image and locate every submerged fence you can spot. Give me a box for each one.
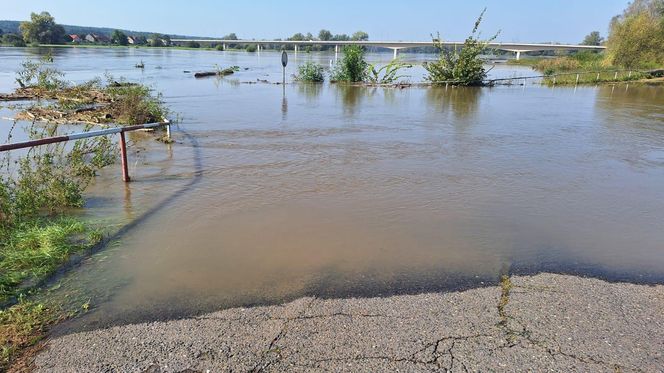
[486,68,663,86]
[0,121,171,182]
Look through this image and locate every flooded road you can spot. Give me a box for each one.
[1,47,663,331]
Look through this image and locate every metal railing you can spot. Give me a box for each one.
[0,121,171,182]
[486,68,660,86]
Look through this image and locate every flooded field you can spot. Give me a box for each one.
[1,47,663,332]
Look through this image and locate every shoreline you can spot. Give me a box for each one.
[28,273,664,372]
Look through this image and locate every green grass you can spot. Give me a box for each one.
[0,218,101,305]
[0,217,102,369]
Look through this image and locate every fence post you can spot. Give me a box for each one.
[614,71,618,80]
[628,71,632,78]
[596,73,600,81]
[119,132,130,182]
[553,76,557,85]
[576,74,580,85]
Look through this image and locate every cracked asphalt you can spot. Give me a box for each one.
[35,273,664,372]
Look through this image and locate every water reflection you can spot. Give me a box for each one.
[281,84,288,120]
[426,86,482,122]
[336,85,364,116]
[297,82,323,102]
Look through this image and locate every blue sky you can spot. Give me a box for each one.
[4,0,629,43]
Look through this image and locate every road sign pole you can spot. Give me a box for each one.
[281,51,288,85]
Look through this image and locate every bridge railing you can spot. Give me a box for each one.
[0,121,171,183]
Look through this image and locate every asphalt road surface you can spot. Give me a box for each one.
[35,273,664,372]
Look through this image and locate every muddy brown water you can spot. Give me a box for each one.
[1,47,664,332]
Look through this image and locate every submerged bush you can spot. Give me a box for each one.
[295,61,325,82]
[330,45,367,82]
[106,84,167,125]
[15,55,66,90]
[245,44,257,52]
[366,60,413,84]
[424,9,498,86]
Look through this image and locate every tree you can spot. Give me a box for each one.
[581,31,604,45]
[333,34,350,41]
[606,0,664,67]
[149,34,170,47]
[2,33,26,47]
[0,29,3,37]
[20,12,66,44]
[222,33,238,40]
[185,41,201,48]
[289,33,306,41]
[318,29,332,41]
[132,35,147,45]
[351,31,369,41]
[111,30,128,45]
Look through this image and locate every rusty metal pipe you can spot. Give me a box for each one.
[0,121,170,182]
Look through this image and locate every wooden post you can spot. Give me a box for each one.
[120,132,130,182]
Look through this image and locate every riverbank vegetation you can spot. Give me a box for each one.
[509,0,663,85]
[1,56,167,126]
[0,57,169,369]
[0,121,113,369]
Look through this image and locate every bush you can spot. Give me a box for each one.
[215,44,224,51]
[424,9,497,86]
[185,41,200,48]
[330,45,367,82]
[106,84,166,125]
[245,44,257,52]
[15,55,66,90]
[295,61,325,82]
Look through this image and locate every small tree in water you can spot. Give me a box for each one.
[424,9,498,86]
[330,45,368,82]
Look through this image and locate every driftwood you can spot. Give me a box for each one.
[0,93,33,101]
[194,66,240,78]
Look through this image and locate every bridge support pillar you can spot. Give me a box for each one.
[223,43,226,50]
[257,44,261,52]
[294,45,298,54]
[335,45,339,62]
[392,48,399,59]
[516,51,521,60]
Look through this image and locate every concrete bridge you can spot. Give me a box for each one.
[170,39,606,60]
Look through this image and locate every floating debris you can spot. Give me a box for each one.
[194,66,240,79]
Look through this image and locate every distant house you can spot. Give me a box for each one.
[127,36,136,45]
[84,34,111,44]
[70,34,82,43]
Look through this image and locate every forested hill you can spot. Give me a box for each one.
[0,20,202,39]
